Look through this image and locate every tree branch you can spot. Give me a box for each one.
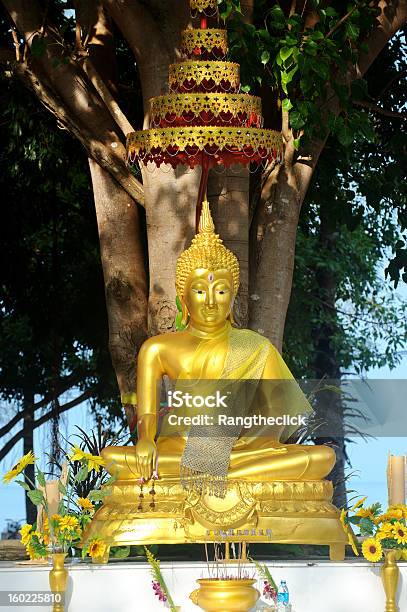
[12,60,144,205]
[353,98,407,119]
[2,0,144,205]
[0,388,97,462]
[80,56,135,135]
[0,375,88,439]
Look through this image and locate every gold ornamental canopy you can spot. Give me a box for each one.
[126,0,283,213]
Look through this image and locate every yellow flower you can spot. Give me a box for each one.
[51,514,62,522]
[348,530,359,556]
[392,522,407,545]
[26,543,39,560]
[88,539,107,559]
[377,522,394,540]
[78,497,94,512]
[356,507,374,520]
[58,515,79,532]
[362,538,383,563]
[388,505,407,520]
[69,445,105,472]
[382,509,403,521]
[351,497,367,512]
[2,451,36,483]
[340,509,347,528]
[19,524,33,546]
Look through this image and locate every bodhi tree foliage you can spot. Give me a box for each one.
[0,0,406,433]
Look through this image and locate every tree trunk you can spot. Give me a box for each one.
[208,166,250,327]
[311,201,347,508]
[22,391,36,524]
[89,160,148,398]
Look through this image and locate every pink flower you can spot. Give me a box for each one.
[263,581,277,602]
[152,580,167,602]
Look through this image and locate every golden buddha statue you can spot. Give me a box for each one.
[84,202,349,561]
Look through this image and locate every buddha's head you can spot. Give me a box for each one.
[176,201,240,329]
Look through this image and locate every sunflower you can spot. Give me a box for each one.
[356,507,374,520]
[2,451,36,483]
[19,524,33,546]
[377,522,394,540]
[382,508,404,521]
[351,497,367,511]
[78,497,94,512]
[388,505,407,519]
[69,445,105,472]
[88,538,107,559]
[362,538,383,563]
[340,509,347,528]
[392,522,407,545]
[58,515,80,532]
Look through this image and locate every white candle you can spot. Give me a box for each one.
[387,454,406,506]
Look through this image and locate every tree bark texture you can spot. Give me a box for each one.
[89,160,148,393]
[208,166,250,328]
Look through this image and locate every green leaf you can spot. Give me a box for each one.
[282,98,293,112]
[310,30,325,41]
[37,469,46,488]
[289,111,306,130]
[27,489,45,506]
[261,50,270,65]
[351,79,368,101]
[281,65,298,84]
[88,489,107,501]
[270,5,285,20]
[112,546,130,559]
[311,60,330,81]
[241,84,251,93]
[75,465,88,482]
[337,122,353,147]
[58,480,67,495]
[15,479,31,492]
[31,37,47,59]
[279,46,293,62]
[293,137,301,150]
[346,22,360,41]
[359,517,375,534]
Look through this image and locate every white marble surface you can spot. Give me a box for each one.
[0,559,406,612]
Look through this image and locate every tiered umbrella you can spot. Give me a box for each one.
[126,0,282,220]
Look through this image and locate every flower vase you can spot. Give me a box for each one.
[49,553,68,612]
[381,550,400,612]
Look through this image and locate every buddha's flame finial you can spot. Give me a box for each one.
[198,199,215,235]
[175,199,240,297]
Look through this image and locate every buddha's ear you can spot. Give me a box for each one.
[228,295,236,326]
[180,295,190,327]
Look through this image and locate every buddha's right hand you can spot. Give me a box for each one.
[135,438,157,481]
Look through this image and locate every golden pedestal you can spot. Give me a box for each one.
[83,477,348,561]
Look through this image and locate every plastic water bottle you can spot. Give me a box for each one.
[277,580,289,607]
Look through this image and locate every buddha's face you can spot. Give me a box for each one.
[183,268,234,329]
